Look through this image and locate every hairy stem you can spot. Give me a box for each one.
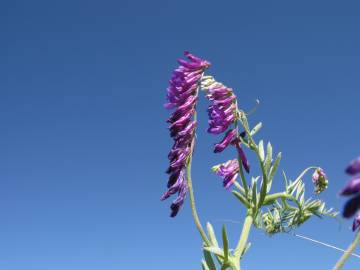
[186,108,210,246]
[332,231,360,270]
[186,158,210,245]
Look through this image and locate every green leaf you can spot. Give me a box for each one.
[206,222,219,247]
[232,191,250,208]
[264,142,273,173]
[241,242,251,258]
[201,259,210,270]
[250,122,262,136]
[203,250,217,270]
[269,152,282,183]
[222,225,229,261]
[258,177,267,207]
[258,140,265,161]
[282,170,288,189]
[251,178,258,208]
[203,246,224,258]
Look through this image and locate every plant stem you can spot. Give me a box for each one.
[187,108,210,246]
[234,212,253,258]
[332,231,360,270]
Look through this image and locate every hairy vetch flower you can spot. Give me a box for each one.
[340,156,360,231]
[160,170,188,217]
[162,52,210,217]
[206,84,237,136]
[212,159,239,189]
[312,168,328,194]
[214,129,237,153]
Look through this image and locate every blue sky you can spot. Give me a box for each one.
[2,0,360,269]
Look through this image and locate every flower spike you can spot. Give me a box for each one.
[162,52,210,217]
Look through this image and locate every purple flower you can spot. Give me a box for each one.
[232,138,250,173]
[343,194,360,219]
[162,52,210,217]
[206,85,237,135]
[214,129,237,153]
[346,157,360,176]
[312,168,328,194]
[341,156,360,231]
[340,176,360,196]
[353,211,360,231]
[212,159,239,189]
[161,170,188,217]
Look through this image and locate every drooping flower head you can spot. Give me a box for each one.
[340,156,360,231]
[162,52,210,217]
[312,168,328,194]
[212,159,239,189]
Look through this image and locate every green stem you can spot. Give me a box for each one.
[186,157,210,245]
[263,192,301,209]
[187,108,210,246]
[234,212,253,258]
[332,231,360,270]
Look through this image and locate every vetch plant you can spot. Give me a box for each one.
[161,52,337,270]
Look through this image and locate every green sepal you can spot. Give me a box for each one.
[232,190,251,208]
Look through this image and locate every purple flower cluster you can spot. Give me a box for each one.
[161,52,210,217]
[206,85,237,137]
[340,157,360,231]
[205,82,250,178]
[212,159,239,189]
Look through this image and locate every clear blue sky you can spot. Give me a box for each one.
[2,0,360,269]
